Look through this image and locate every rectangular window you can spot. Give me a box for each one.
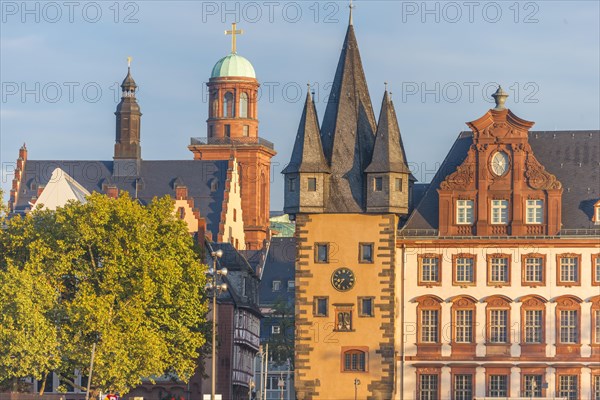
[523,374,543,397]
[524,310,543,343]
[359,243,374,263]
[315,243,329,263]
[209,125,214,138]
[595,256,600,284]
[421,310,439,343]
[374,177,383,192]
[456,200,474,224]
[455,257,474,284]
[419,374,438,400]
[287,280,295,291]
[243,125,249,136]
[455,309,473,343]
[359,297,374,317]
[271,325,281,334]
[307,177,317,192]
[490,309,508,343]
[272,280,281,292]
[594,375,600,400]
[490,257,509,284]
[395,177,403,192]
[488,375,508,397]
[343,351,365,372]
[224,124,231,137]
[453,374,472,400]
[559,310,578,343]
[288,177,296,192]
[314,297,328,317]
[595,310,600,344]
[491,199,508,224]
[420,257,440,284]
[560,257,578,283]
[526,199,543,224]
[524,257,543,283]
[558,375,578,400]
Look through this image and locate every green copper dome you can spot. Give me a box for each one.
[211,53,256,79]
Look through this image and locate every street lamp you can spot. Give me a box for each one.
[206,249,228,400]
[278,372,285,400]
[354,378,360,400]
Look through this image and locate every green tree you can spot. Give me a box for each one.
[0,193,209,395]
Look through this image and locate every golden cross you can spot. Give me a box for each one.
[127,56,132,68]
[225,23,244,54]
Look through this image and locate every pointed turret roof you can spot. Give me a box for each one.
[366,91,411,174]
[34,168,91,210]
[283,91,329,174]
[121,66,137,92]
[320,23,377,212]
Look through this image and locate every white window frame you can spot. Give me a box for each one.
[419,374,438,400]
[421,257,439,283]
[559,310,578,344]
[454,374,473,399]
[456,257,474,283]
[560,257,578,283]
[491,199,508,225]
[524,257,543,283]
[488,375,508,397]
[456,199,474,225]
[595,310,600,344]
[490,257,509,283]
[524,309,543,343]
[558,375,578,399]
[523,374,543,398]
[455,309,473,343]
[490,309,508,343]
[271,325,281,334]
[526,199,544,224]
[420,309,439,343]
[272,280,281,292]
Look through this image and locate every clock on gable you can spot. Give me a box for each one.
[331,268,355,291]
[491,151,510,176]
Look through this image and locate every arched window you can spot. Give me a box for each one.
[414,295,443,355]
[484,295,513,345]
[520,295,547,355]
[450,296,477,349]
[224,91,235,117]
[342,349,366,372]
[240,92,249,118]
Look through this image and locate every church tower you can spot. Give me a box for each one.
[284,7,412,400]
[189,24,276,250]
[114,58,142,176]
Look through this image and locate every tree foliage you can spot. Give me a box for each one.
[0,193,209,395]
[265,299,294,369]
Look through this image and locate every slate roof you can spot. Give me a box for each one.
[320,24,377,212]
[402,130,600,233]
[365,91,411,174]
[13,159,229,239]
[282,91,329,174]
[208,242,261,315]
[258,237,296,307]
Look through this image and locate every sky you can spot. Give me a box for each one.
[1,1,599,211]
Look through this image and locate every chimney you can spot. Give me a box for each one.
[106,185,119,199]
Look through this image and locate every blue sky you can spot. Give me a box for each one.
[1,1,599,210]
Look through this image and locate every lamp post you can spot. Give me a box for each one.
[278,372,284,400]
[206,249,228,400]
[353,378,360,400]
[530,376,537,400]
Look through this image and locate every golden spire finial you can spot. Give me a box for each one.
[127,56,132,68]
[225,22,244,54]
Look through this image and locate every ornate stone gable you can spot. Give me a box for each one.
[438,95,563,236]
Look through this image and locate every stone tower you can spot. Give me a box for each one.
[189,24,276,250]
[114,59,142,176]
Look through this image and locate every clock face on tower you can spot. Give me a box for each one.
[491,151,510,176]
[331,268,355,291]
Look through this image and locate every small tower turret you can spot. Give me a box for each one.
[365,89,412,214]
[114,57,142,176]
[283,88,330,215]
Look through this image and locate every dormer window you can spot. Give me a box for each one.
[456,200,474,225]
[594,201,600,225]
[288,177,296,192]
[307,178,317,192]
[491,200,508,225]
[526,200,543,224]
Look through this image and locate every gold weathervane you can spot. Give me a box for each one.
[225,23,244,54]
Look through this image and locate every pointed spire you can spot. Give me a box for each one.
[365,90,410,174]
[282,86,329,174]
[349,0,355,25]
[320,20,377,212]
[121,56,137,94]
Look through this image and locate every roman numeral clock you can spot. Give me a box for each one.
[331,267,356,291]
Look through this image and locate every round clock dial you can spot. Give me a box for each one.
[491,151,509,176]
[331,268,355,292]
